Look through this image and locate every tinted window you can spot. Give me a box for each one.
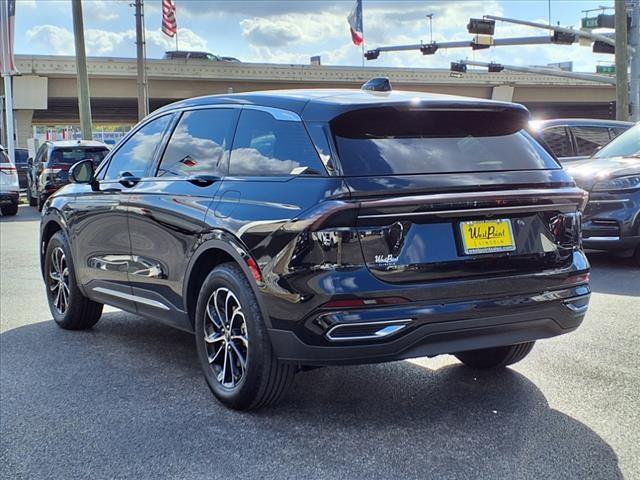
[572,126,612,156]
[50,148,109,167]
[14,150,28,165]
[157,109,238,177]
[541,126,573,158]
[104,115,171,180]
[594,124,640,158]
[332,108,558,176]
[0,150,9,164]
[610,127,628,138]
[229,109,324,176]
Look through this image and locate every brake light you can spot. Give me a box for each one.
[322,297,408,309]
[0,165,16,173]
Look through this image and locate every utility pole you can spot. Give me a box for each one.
[71,0,93,140]
[629,0,640,121]
[135,0,149,120]
[615,0,630,120]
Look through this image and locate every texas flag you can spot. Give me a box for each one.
[347,0,363,46]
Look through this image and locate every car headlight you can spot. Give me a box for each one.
[592,175,640,192]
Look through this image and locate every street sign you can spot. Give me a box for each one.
[596,65,616,74]
[581,17,598,29]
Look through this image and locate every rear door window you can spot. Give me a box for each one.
[332,107,558,176]
[540,126,574,158]
[229,109,325,176]
[572,126,612,156]
[157,108,238,178]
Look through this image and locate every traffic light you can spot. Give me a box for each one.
[467,18,495,35]
[551,31,577,44]
[593,41,615,54]
[488,63,504,73]
[450,61,467,73]
[608,101,616,119]
[364,49,380,60]
[420,43,438,55]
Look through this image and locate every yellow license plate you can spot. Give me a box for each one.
[460,219,516,255]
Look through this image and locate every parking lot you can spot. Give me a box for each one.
[1,205,638,479]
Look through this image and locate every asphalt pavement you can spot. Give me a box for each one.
[1,205,638,480]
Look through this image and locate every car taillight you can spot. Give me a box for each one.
[0,165,16,174]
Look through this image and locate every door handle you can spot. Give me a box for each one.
[118,176,141,187]
[186,175,219,186]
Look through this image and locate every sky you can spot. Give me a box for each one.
[13,0,617,73]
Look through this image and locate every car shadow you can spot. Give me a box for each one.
[0,313,622,480]
[586,251,640,297]
[0,205,40,222]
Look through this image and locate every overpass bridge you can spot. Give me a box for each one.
[1,54,615,148]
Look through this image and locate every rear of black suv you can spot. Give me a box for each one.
[265,97,590,367]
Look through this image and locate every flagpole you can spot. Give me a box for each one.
[361,0,364,67]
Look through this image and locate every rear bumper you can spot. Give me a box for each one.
[268,284,590,366]
[0,191,19,206]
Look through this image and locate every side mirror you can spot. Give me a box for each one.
[69,159,95,184]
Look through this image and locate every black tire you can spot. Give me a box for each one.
[26,187,37,207]
[454,342,535,370]
[634,245,640,268]
[1,202,18,216]
[195,262,295,410]
[45,231,103,330]
[37,195,43,212]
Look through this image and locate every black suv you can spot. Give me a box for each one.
[27,140,109,210]
[40,90,591,410]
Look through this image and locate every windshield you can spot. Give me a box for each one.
[331,107,559,176]
[50,148,109,166]
[593,124,640,159]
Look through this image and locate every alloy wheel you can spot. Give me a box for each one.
[204,287,249,389]
[49,247,70,315]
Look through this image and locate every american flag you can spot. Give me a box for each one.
[0,0,18,75]
[162,0,177,38]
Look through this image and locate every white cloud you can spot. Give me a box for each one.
[26,25,74,55]
[84,0,120,22]
[25,24,208,57]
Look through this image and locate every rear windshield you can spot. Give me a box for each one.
[50,147,109,166]
[0,151,9,164]
[15,149,28,164]
[331,107,559,176]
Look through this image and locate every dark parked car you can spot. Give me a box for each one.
[27,140,109,210]
[14,148,29,189]
[567,123,640,265]
[39,90,591,410]
[530,118,633,164]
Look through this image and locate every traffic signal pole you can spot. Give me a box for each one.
[615,0,630,120]
[458,60,616,85]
